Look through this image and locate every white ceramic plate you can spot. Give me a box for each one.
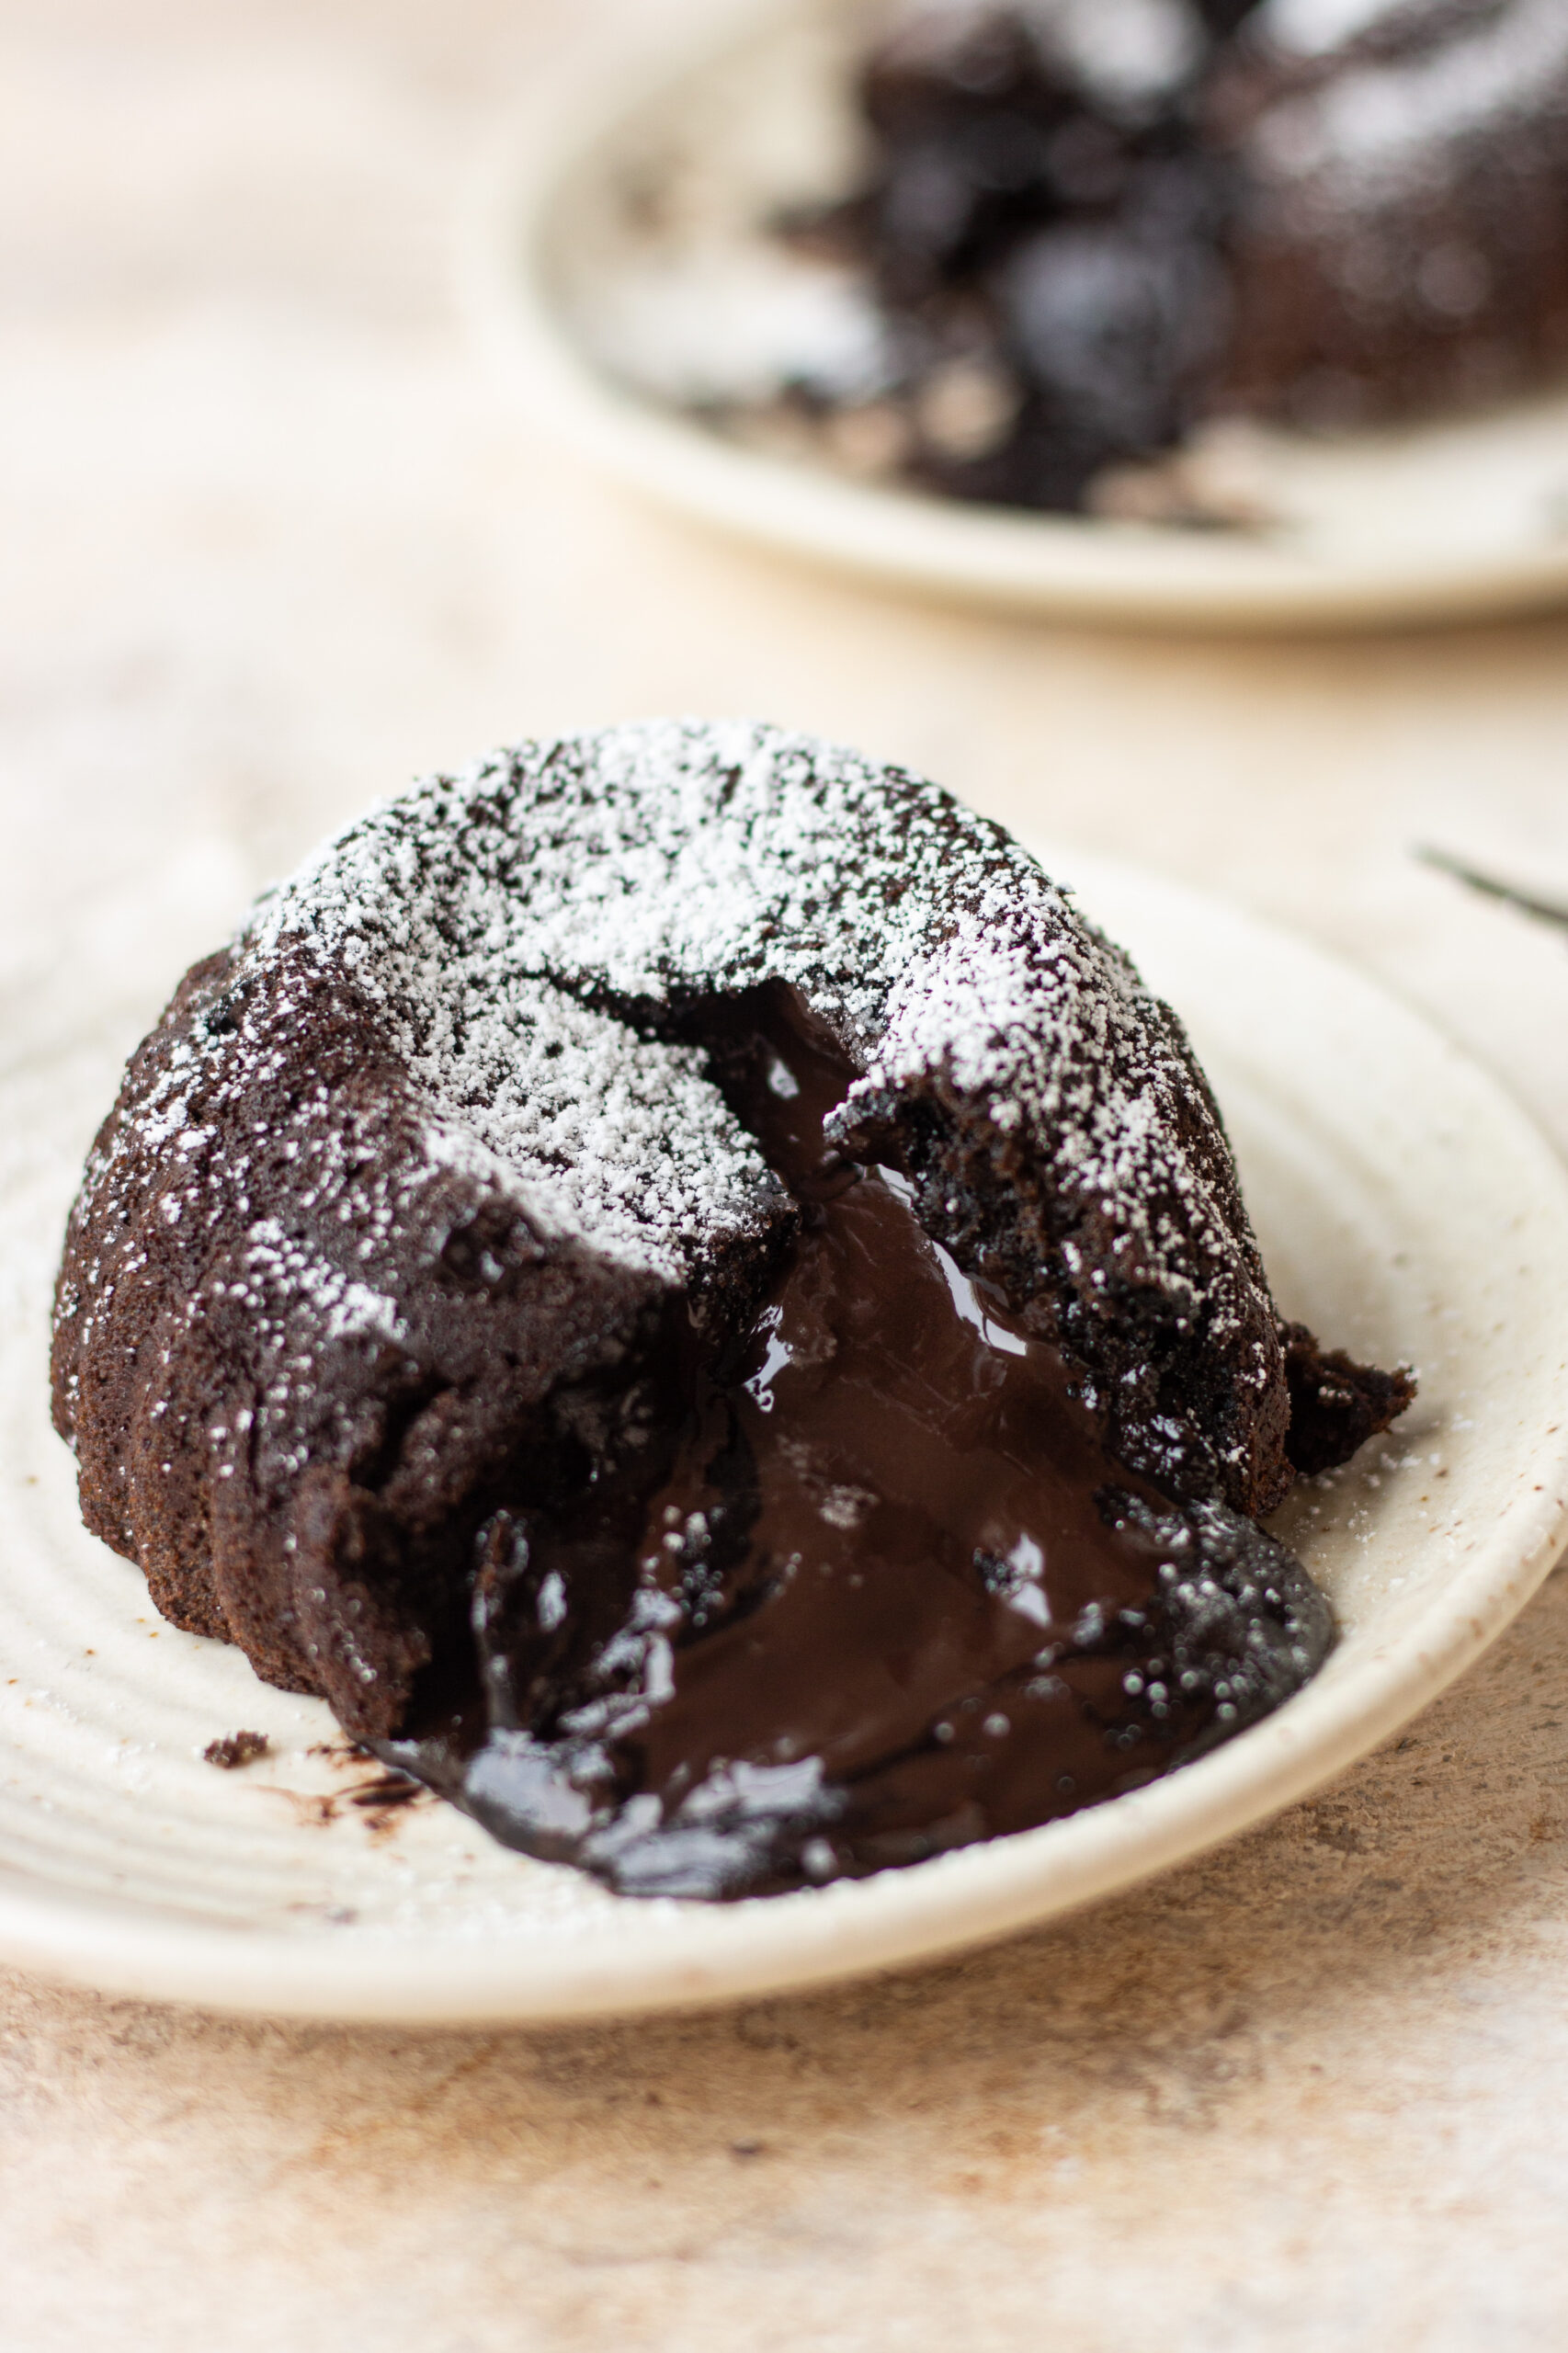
[465,0,1568,632]
[4,856,1568,2023]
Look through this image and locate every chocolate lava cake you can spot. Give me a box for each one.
[763,0,1568,512]
[52,721,1411,1899]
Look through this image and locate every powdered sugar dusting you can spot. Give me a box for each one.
[1247,0,1568,212]
[242,718,1261,1360]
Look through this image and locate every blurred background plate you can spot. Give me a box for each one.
[464,0,1568,632]
[4,858,1568,2022]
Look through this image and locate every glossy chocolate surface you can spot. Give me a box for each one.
[382,987,1333,1898]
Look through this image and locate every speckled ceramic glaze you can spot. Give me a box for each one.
[4,856,1567,2021]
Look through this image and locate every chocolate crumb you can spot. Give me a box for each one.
[203,1729,269,1769]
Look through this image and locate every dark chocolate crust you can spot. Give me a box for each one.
[54,938,676,1732]
[52,722,1403,1756]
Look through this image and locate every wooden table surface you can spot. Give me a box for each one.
[5,4,1568,2345]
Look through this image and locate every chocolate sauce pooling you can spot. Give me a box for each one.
[380,987,1333,1899]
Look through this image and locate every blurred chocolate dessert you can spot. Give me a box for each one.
[767,0,1568,513]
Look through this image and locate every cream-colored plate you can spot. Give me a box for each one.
[465,0,1568,632]
[4,856,1568,2022]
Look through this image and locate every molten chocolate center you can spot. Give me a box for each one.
[383,987,1306,1897]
